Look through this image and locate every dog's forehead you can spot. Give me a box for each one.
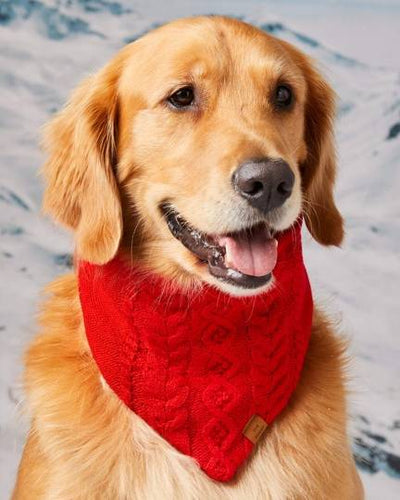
[122,22,299,89]
[118,17,306,108]
[148,19,293,74]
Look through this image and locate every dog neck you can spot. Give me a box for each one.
[78,221,313,482]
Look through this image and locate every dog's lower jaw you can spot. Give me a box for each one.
[148,249,276,297]
[210,275,276,297]
[196,261,276,297]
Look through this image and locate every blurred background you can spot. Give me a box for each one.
[1,0,399,498]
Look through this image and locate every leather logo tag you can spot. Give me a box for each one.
[242,415,268,444]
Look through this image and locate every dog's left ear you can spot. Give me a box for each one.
[299,56,344,246]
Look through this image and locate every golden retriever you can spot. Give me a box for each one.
[13,16,363,499]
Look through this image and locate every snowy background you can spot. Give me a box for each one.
[1,0,399,498]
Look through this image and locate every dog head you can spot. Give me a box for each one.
[42,16,343,296]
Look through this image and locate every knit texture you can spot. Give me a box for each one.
[78,222,313,482]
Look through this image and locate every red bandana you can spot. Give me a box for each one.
[78,222,313,482]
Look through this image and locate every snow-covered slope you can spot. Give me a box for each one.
[1,1,399,498]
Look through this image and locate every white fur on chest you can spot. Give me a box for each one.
[123,409,286,500]
[97,374,285,499]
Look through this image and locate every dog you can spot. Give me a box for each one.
[13,16,363,499]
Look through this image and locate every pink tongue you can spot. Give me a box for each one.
[217,227,278,277]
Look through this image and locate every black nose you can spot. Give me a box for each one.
[232,158,294,214]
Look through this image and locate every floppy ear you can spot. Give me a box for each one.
[42,62,122,264]
[300,58,344,246]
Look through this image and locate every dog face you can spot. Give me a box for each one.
[42,17,343,295]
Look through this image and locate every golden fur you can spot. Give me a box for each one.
[14,16,362,499]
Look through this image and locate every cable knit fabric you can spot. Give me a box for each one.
[78,222,313,482]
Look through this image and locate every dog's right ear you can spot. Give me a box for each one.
[42,59,124,264]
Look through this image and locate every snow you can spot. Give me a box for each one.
[1,1,399,498]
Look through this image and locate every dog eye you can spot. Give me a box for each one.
[168,86,195,108]
[274,85,292,109]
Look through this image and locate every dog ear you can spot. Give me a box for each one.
[300,58,344,246]
[42,61,123,264]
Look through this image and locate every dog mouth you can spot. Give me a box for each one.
[161,204,278,289]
